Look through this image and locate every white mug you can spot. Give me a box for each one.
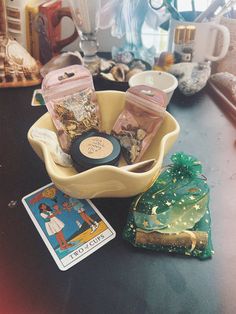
[168,18,230,63]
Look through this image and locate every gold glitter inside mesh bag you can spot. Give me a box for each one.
[123,153,214,259]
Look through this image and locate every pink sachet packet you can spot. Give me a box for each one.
[42,65,101,153]
[112,85,167,164]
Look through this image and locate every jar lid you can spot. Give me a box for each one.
[70,130,121,171]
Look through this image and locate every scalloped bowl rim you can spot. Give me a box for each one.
[27,90,180,196]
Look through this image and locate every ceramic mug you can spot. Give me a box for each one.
[168,18,230,63]
[36,7,78,64]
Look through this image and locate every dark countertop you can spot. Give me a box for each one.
[0,81,236,314]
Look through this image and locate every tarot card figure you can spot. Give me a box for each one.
[39,203,73,250]
[62,199,99,233]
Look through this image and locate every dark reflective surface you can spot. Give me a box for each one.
[0,81,236,314]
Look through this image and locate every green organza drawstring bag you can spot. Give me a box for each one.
[123,152,214,259]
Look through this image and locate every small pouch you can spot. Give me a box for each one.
[123,152,214,259]
[112,85,167,164]
[42,65,101,152]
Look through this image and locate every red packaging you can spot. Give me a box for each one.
[38,0,62,64]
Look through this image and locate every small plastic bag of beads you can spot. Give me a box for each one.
[112,85,167,164]
[42,65,101,152]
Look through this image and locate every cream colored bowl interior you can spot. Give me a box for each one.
[28,91,180,198]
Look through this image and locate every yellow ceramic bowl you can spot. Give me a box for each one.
[28,91,180,198]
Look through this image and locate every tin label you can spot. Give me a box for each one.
[80,136,113,159]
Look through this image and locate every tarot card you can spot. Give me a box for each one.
[22,183,116,271]
[31,89,45,106]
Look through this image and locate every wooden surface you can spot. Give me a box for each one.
[0,81,236,314]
